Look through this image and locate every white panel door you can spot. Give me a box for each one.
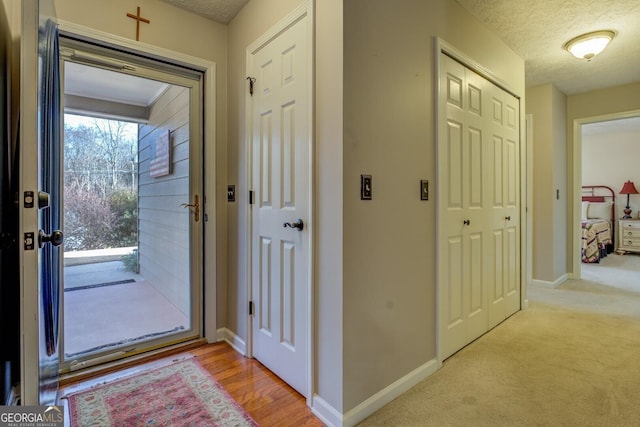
[438,55,489,359]
[438,52,520,360]
[488,86,521,328]
[249,9,311,397]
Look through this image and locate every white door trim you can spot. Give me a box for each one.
[569,109,640,279]
[524,113,533,309]
[435,38,526,362]
[56,19,218,343]
[244,0,315,404]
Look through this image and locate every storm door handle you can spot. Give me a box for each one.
[180,195,200,222]
[39,230,64,248]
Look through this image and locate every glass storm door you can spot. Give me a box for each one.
[56,39,204,373]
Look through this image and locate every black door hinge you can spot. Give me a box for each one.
[246,77,256,96]
[249,190,254,205]
[249,301,254,316]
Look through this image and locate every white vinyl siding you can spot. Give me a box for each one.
[138,85,190,315]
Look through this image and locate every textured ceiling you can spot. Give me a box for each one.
[159,0,249,24]
[455,0,640,94]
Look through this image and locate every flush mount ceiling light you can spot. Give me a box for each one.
[564,30,616,60]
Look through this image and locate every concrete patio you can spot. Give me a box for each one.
[62,248,189,359]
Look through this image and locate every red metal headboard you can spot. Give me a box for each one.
[581,185,615,208]
[582,185,616,247]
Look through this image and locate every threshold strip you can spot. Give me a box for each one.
[64,279,136,292]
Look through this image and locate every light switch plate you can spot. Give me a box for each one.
[420,180,429,201]
[361,175,372,200]
[227,185,236,202]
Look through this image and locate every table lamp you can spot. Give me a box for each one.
[619,180,639,219]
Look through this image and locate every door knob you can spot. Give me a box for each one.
[39,229,64,248]
[463,219,470,226]
[283,219,304,231]
[505,216,511,221]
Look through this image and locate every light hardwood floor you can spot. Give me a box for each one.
[59,342,324,426]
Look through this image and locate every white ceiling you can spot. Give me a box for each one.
[582,116,640,136]
[64,62,168,107]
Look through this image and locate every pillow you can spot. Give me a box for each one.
[581,202,589,220]
[587,201,612,220]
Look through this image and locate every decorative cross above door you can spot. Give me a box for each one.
[126,6,150,41]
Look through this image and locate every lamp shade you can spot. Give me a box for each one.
[619,180,639,195]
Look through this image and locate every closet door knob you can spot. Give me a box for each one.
[463,219,470,226]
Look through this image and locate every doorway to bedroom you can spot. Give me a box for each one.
[59,37,204,373]
[530,114,640,316]
[578,116,640,296]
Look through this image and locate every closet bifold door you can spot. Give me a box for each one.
[438,51,520,360]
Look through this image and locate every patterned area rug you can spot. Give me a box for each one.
[63,358,257,426]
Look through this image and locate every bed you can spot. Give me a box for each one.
[581,185,615,263]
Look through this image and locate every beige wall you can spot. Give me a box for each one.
[567,82,640,274]
[526,85,553,282]
[582,124,640,220]
[526,84,567,283]
[54,0,224,61]
[552,86,567,279]
[343,0,524,412]
[314,0,344,411]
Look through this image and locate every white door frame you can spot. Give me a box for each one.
[244,0,315,403]
[435,38,527,362]
[524,113,533,308]
[53,21,218,343]
[569,109,640,279]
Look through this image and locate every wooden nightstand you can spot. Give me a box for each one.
[618,219,640,255]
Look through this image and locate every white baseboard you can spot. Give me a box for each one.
[216,328,246,355]
[216,327,438,427]
[311,394,343,427]
[311,358,439,427]
[531,273,568,289]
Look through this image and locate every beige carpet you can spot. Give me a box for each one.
[580,253,640,294]
[359,303,640,426]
